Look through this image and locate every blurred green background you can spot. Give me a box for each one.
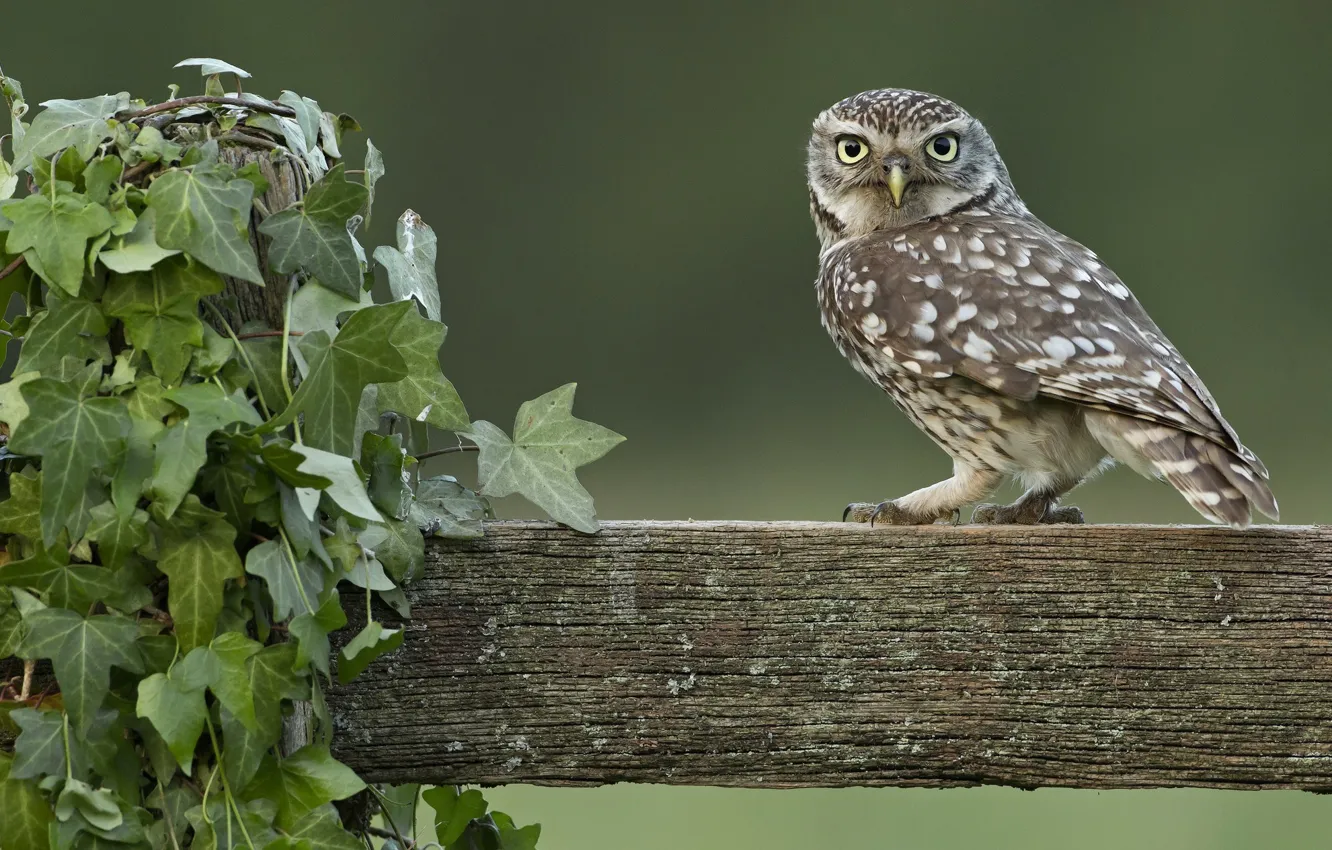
[6,1,1331,846]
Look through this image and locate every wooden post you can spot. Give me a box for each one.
[328,521,1332,791]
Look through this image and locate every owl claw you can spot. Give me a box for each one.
[972,501,1085,525]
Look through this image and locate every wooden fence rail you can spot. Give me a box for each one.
[327,521,1332,791]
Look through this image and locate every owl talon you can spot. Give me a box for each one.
[972,501,1085,525]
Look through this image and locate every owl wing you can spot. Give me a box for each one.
[822,214,1264,471]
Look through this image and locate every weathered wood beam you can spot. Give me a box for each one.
[328,521,1332,791]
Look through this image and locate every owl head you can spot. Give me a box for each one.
[807,89,1024,247]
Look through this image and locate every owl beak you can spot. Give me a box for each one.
[885,164,907,208]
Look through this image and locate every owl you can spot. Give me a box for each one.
[808,89,1277,527]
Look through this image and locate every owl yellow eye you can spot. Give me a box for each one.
[836,136,869,164]
[926,133,959,162]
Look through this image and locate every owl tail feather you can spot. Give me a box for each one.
[1086,413,1278,528]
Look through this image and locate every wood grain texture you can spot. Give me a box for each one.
[327,521,1332,790]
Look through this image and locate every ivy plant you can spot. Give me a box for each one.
[0,57,624,850]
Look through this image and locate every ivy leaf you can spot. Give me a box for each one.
[84,501,149,571]
[0,372,40,434]
[156,504,243,652]
[220,644,308,791]
[55,777,124,831]
[0,468,42,540]
[82,155,123,205]
[289,590,346,679]
[244,746,366,830]
[269,301,410,454]
[208,631,261,731]
[0,751,55,850]
[136,668,207,775]
[9,707,65,780]
[12,93,129,170]
[20,608,142,734]
[362,433,412,520]
[152,383,262,516]
[2,190,115,296]
[278,92,321,150]
[174,57,251,78]
[411,476,486,540]
[0,154,16,201]
[373,520,424,585]
[363,140,384,224]
[336,620,403,685]
[98,207,182,274]
[0,542,119,610]
[258,164,367,297]
[13,297,108,377]
[147,163,263,284]
[373,210,440,321]
[9,376,130,547]
[287,805,361,850]
[376,307,469,432]
[104,256,224,385]
[245,539,325,621]
[424,786,489,846]
[284,445,381,522]
[491,812,542,850]
[466,384,624,533]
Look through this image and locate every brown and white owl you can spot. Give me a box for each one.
[808,89,1276,527]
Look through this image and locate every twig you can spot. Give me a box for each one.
[121,160,157,183]
[236,330,304,341]
[120,95,296,121]
[20,658,33,701]
[217,131,283,152]
[414,445,479,461]
[0,254,25,282]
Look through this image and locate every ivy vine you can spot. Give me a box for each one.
[0,57,623,850]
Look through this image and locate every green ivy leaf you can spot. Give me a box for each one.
[363,140,384,224]
[0,468,42,540]
[373,210,440,321]
[1,190,115,296]
[278,92,321,151]
[20,608,143,734]
[244,745,365,831]
[423,786,488,846]
[245,539,324,621]
[13,297,108,377]
[156,502,244,651]
[336,620,403,685]
[411,476,486,540]
[289,590,346,679]
[0,750,55,850]
[269,301,409,454]
[0,154,17,201]
[82,155,123,205]
[466,383,624,533]
[147,163,263,284]
[9,375,130,547]
[174,57,251,78]
[136,666,207,775]
[152,383,262,516]
[491,812,542,850]
[104,256,223,385]
[9,707,65,780]
[220,643,308,791]
[0,372,40,434]
[258,164,367,297]
[286,445,381,522]
[55,777,124,831]
[373,520,424,585]
[12,93,129,170]
[0,542,119,610]
[207,631,261,731]
[361,433,412,520]
[376,307,469,432]
[287,805,361,850]
[85,501,149,571]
